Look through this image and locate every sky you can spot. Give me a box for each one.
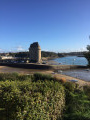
[0,0,90,53]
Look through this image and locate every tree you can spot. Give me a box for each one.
[87,45,90,52]
[84,45,90,66]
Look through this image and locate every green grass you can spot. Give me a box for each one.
[0,73,90,120]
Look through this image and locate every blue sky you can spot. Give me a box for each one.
[0,0,90,53]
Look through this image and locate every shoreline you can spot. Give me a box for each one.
[0,65,90,86]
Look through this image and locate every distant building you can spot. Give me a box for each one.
[29,42,41,63]
[0,56,14,60]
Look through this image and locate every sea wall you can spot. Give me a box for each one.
[0,62,87,70]
[0,63,52,70]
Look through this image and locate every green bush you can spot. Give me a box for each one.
[0,73,65,120]
[64,82,79,92]
[0,73,32,81]
[33,73,53,81]
[83,85,90,99]
[84,52,90,66]
[63,83,90,120]
[0,73,90,120]
[84,45,90,66]
[0,72,18,81]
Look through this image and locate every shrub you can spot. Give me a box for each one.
[0,72,18,81]
[83,85,90,99]
[63,82,90,120]
[64,82,79,92]
[84,52,90,66]
[0,73,32,82]
[84,45,90,66]
[33,73,53,81]
[0,73,90,120]
[0,73,65,120]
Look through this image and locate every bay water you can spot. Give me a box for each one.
[53,56,90,81]
[53,56,88,66]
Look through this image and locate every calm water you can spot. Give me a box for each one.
[62,69,90,81]
[54,56,88,66]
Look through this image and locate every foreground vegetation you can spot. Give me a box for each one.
[0,73,90,120]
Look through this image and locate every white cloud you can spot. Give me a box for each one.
[16,46,25,52]
[0,48,4,53]
[78,47,87,52]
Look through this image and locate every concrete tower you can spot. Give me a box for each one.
[29,42,41,63]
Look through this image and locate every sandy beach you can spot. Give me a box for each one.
[0,66,52,74]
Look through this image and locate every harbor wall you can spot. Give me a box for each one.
[0,63,87,70]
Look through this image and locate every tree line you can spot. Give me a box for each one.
[0,51,86,58]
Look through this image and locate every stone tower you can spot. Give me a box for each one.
[29,42,41,63]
